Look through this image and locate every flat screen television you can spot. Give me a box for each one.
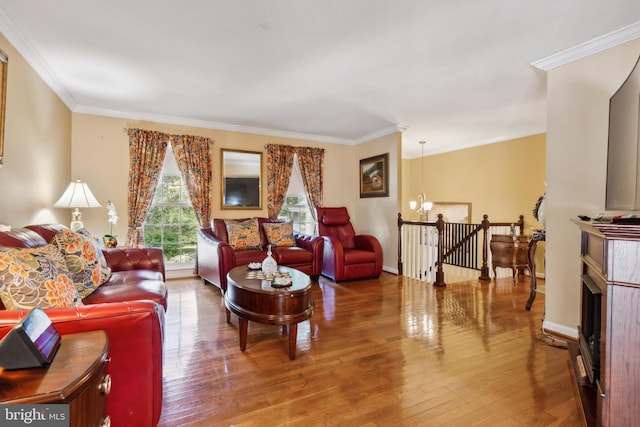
[606,55,640,210]
[224,177,260,207]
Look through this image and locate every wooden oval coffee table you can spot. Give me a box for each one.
[225,265,313,360]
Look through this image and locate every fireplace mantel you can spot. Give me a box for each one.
[570,219,640,426]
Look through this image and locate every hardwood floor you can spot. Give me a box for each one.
[157,273,581,427]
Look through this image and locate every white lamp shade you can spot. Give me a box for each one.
[409,200,417,210]
[54,180,102,208]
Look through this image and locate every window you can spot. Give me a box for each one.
[144,145,198,266]
[277,155,315,235]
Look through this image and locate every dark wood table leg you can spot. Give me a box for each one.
[226,308,231,324]
[239,318,248,351]
[526,229,545,311]
[288,324,298,360]
[526,239,537,310]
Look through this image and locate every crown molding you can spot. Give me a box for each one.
[0,9,77,108]
[354,125,408,145]
[413,127,547,158]
[74,104,361,145]
[532,21,640,71]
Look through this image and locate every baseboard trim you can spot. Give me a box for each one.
[166,268,198,280]
[542,320,578,340]
[383,266,399,275]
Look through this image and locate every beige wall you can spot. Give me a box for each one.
[403,134,546,225]
[355,132,402,273]
[0,34,71,227]
[71,113,401,272]
[545,38,640,338]
[402,134,547,270]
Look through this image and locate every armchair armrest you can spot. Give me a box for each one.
[354,234,383,253]
[197,228,236,292]
[295,233,324,277]
[0,301,164,427]
[321,235,345,280]
[102,247,165,280]
[354,234,383,275]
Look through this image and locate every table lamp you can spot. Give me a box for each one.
[54,180,102,231]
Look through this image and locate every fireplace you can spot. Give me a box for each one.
[578,264,602,385]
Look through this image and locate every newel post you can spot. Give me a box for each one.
[434,213,446,287]
[479,214,491,281]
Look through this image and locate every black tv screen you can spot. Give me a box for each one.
[224,177,260,207]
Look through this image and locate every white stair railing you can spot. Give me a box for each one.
[401,223,438,283]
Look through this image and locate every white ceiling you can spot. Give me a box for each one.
[0,1,639,158]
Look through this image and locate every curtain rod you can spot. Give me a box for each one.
[265,144,324,151]
[122,127,215,143]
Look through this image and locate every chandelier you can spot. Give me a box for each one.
[409,140,432,221]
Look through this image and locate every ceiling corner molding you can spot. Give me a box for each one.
[355,125,408,144]
[74,105,356,145]
[531,21,640,71]
[0,9,77,108]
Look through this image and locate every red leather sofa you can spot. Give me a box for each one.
[197,217,323,293]
[316,207,383,281]
[0,224,166,427]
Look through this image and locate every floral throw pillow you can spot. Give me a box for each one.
[51,229,111,298]
[224,218,262,251]
[77,228,112,285]
[0,244,79,310]
[262,222,296,247]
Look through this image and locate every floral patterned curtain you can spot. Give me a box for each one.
[170,134,214,227]
[126,129,168,247]
[266,144,296,218]
[295,146,324,224]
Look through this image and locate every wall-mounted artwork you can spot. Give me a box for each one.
[359,153,388,198]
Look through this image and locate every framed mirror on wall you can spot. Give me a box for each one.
[221,149,262,209]
[0,48,7,167]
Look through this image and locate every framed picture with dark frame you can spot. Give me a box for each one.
[359,153,389,198]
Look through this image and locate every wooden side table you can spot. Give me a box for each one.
[0,330,111,427]
[490,234,530,281]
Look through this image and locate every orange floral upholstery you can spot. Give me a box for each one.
[262,222,296,247]
[224,218,262,250]
[0,244,79,310]
[52,228,112,298]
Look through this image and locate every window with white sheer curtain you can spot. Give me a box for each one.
[143,145,198,266]
[277,154,315,235]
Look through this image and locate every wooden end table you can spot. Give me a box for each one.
[490,234,530,281]
[0,330,111,427]
[225,265,313,360]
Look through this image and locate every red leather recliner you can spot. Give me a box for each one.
[316,207,383,282]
